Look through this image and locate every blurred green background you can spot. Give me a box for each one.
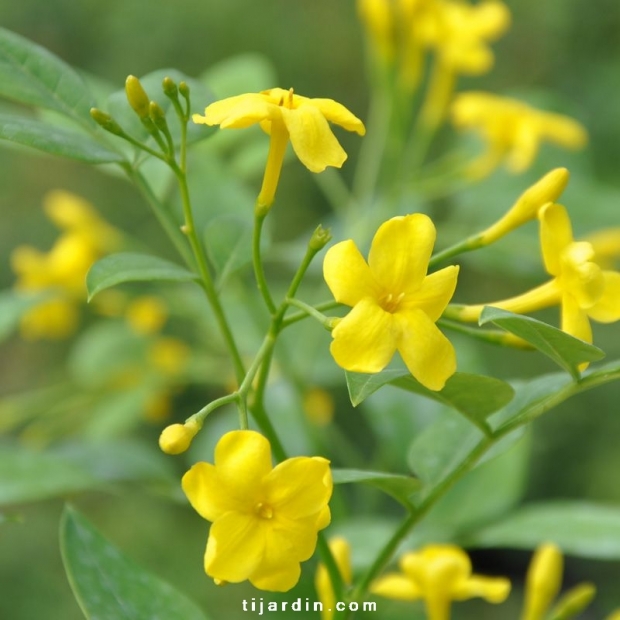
[1,0,620,618]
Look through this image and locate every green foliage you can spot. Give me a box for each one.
[60,507,209,620]
[0,290,47,342]
[86,252,198,301]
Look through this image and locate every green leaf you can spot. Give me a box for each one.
[0,440,175,506]
[479,307,605,380]
[332,468,421,508]
[61,507,209,620]
[201,53,277,99]
[346,370,514,430]
[204,215,253,286]
[86,252,198,301]
[0,27,94,125]
[465,501,620,560]
[0,113,124,163]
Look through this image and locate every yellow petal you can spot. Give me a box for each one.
[204,512,264,583]
[587,271,620,323]
[506,123,540,172]
[263,513,323,563]
[250,555,301,592]
[371,573,423,601]
[265,456,332,519]
[522,543,563,620]
[368,214,436,295]
[310,98,366,135]
[197,93,270,126]
[452,575,511,603]
[316,505,331,530]
[560,242,604,308]
[182,462,239,521]
[473,0,511,37]
[405,266,459,321]
[330,298,398,373]
[539,203,574,276]
[561,293,592,344]
[542,114,588,149]
[323,240,380,306]
[214,430,273,500]
[281,104,347,172]
[395,309,456,391]
[219,98,277,129]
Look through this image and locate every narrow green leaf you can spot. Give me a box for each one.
[0,27,94,125]
[479,307,605,379]
[0,113,124,163]
[0,440,175,506]
[61,507,209,620]
[204,215,253,286]
[86,252,198,301]
[465,501,620,560]
[346,369,514,429]
[332,468,421,508]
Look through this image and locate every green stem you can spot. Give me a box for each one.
[438,318,534,349]
[282,299,341,329]
[253,212,277,314]
[428,234,484,269]
[286,298,333,328]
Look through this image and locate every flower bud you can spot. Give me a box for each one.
[159,419,201,455]
[162,76,178,99]
[90,108,124,136]
[309,225,332,251]
[548,583,596,620]
[480,168,570,245]
[125,75,151,118]
[149,101,168,132]
[178,81,190,101]
[522,543,563,620]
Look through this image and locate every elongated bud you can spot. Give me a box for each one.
[90,108,124,136]
[548,583,596,620]
[162,76,178,99]
[179,81,190,98]
[521,543,563,620]
[309,225,332,251]
[149,101,168,132]
[480,168,570,245]
[125,75,151,118]
[159,418,201,455]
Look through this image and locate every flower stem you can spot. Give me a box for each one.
[253,212,277,314]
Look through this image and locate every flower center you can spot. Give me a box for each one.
[255,502,274,519]
[278,88,295,109]
[380,292,405,313]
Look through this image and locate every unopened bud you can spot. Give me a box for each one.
[178,81,190,100]
[309,225,332,251]
[149,101,168,132]
[162,76,178,99]
[480,168,570,245]
[125,75,151,118]
[90,108,124,136]
[548,583,596,620]
[159,419,201,455]
[523,543,564,620]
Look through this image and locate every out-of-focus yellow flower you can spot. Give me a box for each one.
[125,295,168,335]
[606,611,620,620]
[358,0,395,63]
[147,337,190,376]
[315,537,352,620]
[521,544,595,620]
[324,214,458,391]
[372,544,510,620]
[586,227,620,269]
[303,387,335,427]
[182,430,332,591]
[420,0,510,75]
[144,390,173,423]
[452,93,588,178]
[193,88,365,209]
[18,297,80,340]
[449,204,620,353]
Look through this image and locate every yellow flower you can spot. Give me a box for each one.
[125,295,168,335]
[193,88,365,209]
[586,227,620,269]
[159,419,201,455]
[148,337,191,376]
[450,204,620,351]
[323,214,459,391]
[315,537,352,620]
[18,297,80,340]
[182,430,332,591]
[357,0,395,63]
[452,92,588,178]
[420,1,510,75]
[372,544,510,620]
[302,387,335,427]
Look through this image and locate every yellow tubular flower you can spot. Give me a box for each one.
[315,537,352,620]
[452,93,588,179]
[182,430,332,591]
[521,543,563,620]
[372,545,510,620]
[420,0,510,75]
[323,214,459,391]
[193,88,365,209]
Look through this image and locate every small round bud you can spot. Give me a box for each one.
[162,76,178,99]
[178,81,190,99]
[159,419,201,455]
[309,224,332,251]
[125,75,151,118]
